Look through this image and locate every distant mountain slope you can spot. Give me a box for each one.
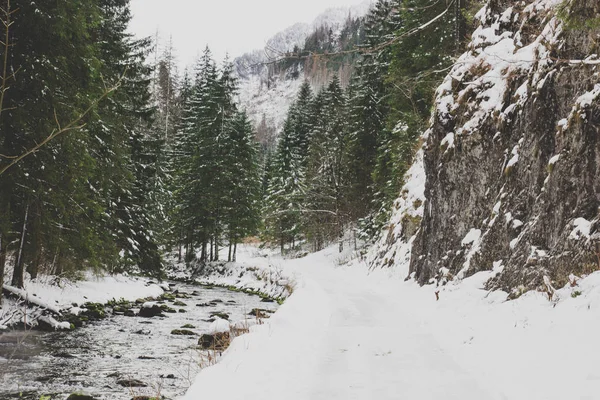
[235,1,373,140]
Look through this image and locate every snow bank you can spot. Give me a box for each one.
[167,247,295,301]
[0,273,164,328]
[181,245,600,400]
[37,315,71,331]
[209,317,231,334]
[2,284,62,314]
[21,273,164,307]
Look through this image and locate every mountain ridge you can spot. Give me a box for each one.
[235,0,373,136]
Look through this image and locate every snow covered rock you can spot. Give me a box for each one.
[209,317,231,334]
[37,316,72,331]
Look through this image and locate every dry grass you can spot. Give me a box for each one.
[197,312,267,370]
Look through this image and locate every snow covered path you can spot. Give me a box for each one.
[182,246,600,400]
[298,270,492,400]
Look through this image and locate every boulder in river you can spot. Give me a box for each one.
[160,293,176,301]
[67,394,97,400]
[159,304,177,313]
[117,379,147,387]
[210,312,229,320]
[138,304,163,318]
[248,308,273,318]
[198,332,230,350]
[53,352,77,359]
[171,329,195,336]
[82,303,106,320]
[260,297,275,303]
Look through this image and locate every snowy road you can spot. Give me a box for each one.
[302,270,492,400]
[182,246,600,400]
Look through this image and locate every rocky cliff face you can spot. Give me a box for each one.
[373,0,600,295]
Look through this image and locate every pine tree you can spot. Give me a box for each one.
[222,111,261,261]
[0,0,115,286]
[263,117,304,253]
[372,0,461,230]
[0,0,164,288]
[173,49,221,262]
[287,81,313,163]
[172,49,262,263]
[262,83,315,253]
[304,76,350,251]
[345,0,399,238]
[94,0,163,277]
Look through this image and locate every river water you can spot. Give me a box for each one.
[0,283,278,399]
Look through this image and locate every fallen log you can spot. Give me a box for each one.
[2,284,62,315]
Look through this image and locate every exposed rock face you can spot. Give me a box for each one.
[408,0,600,292]
[371,0,600,294]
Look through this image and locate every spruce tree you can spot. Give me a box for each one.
[263,82,316,253]
[304,76,350,251]
[0,0,164,287]
[222,111,261,261]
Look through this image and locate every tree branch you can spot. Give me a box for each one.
[0,74,124,176]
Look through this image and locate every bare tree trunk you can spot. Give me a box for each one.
[178,225,183,263]
[0,233,6,307]
[210,237,214,262]
[338,221,344,254]
[214,236,219,261]
[27,203,42,280]
[455,0,462,52]
[185,239,190,263]
[12,204,29,288]
[233,242,237,262]
[55,251,63,276]
[228,240,232,262]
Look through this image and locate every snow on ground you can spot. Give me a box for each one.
[181,244,600,400]
[0,273,164,328]
[167,248,294,300]
[14,273,164,307]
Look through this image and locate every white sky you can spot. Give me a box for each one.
[128,0,366,69]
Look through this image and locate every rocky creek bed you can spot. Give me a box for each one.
[0,283,278,399]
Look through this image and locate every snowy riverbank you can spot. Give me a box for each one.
[181,245,600,400]
[0,273,165,330]
[166,246,295,301]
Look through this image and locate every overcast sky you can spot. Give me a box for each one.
[128,0,366,69]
